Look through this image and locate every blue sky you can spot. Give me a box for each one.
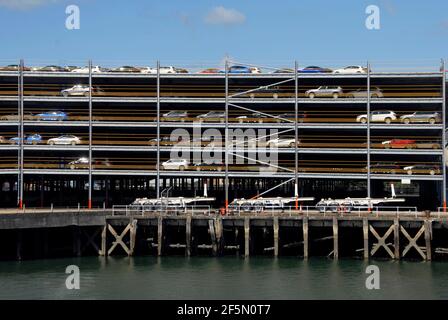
[0,0,447,69]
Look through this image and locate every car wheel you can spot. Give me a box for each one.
[70,165,75,170]
[384,144,391,149]
[361,118,367,124]
[62,92,68,97]
[385,118,392,124]
[308,93,315,99]
[403,118,410,124]
[249,93,255,99]
[433,144,440,149]
[32,140,37,145]
[430,170,436,175]
[429,118,436,124]
[258,119,263,124]
[179,166,185,171]
[332,93,339,99]
[407,170,413,175]
[71,141,76,146]
[289,142,295,148]
[406,144,413,149]
[372,94,379,98]
[49,141,54,145]
[347,94,354,98]
[273,93,278,99]
[84,92,89,97]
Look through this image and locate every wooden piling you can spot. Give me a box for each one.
[273,216,279,257]
[157,216,163,256]
[303,217,308,259]
[394,218,400,259]
[129,219,137,256]
[424,220,432,261]
[99,225,107,256]
[214,217,223,256]
[186,215,192,256]
[333,216,338,259]
[208,219,217,256]
[363,218,369,259]
[244,217,250,258]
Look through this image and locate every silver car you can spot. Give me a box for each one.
[346,87,383,98]
[305,86,343,99]
[400,111,441,124]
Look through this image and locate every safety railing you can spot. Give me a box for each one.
[111,205,212,216]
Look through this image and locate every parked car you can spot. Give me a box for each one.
[9,134,42,145]
[0,136,5,143]
[36,111,67,121]
[0,64,31,71]
[298,66,332,73]
[193,161,224,171]
[346,87,383,98]
[237,85,285,99]
[356,111,397,124]
[110,66,141,73]
[266,138,299,148]
[64,66,80,72]
[272,68,294,74]
[276,112,307,123]
[1,112,35,121]
[333,66,368,74]
[161,159,190,170]
[382,139,417,149]
[403,164,441,175]
[161,111,189,122]
[198,68,220,74]
[148,136,188,146]
[196,111,225,122]
[305,86,343,99]
[174,67,189,73]
[369,162,401,174]
[220,65,261,74]
[68,157,89,169]
[71,66,106,73]
[236,112,268,123]
[141,66,178,74]
[37,65,66,72]
[61,85,104,97]
[400,111,441,124]
[47,135,81,145]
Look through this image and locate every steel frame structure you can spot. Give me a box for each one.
[7,59,447,209]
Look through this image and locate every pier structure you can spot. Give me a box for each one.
[0,209,447,261]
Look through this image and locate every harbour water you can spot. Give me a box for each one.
[0,256,447,299]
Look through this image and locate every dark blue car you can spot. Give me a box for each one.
[36,111,68,121]
[9,134,42,145]
[298,66,332,73]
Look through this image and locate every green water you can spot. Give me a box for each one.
[0,257,447,299]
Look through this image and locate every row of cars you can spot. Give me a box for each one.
[1,134,80,145]
[0,110,440,125]
[0,64,369,74]
[159,159,441,175]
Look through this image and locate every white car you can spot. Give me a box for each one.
[47,135,81,145]
[266,138,299,148]
[71,66,106,73]
[356,110,397,124]
[68,157,89,169]
[333,66,368,74]
[250,67,261,74]
[161,159,190,170]
[61,85,90,97]
[141,66,177,74]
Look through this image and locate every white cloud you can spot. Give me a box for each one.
[204,6,245,25]
[0,0,59,10]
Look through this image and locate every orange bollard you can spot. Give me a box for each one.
[88,199,92,209]
[19,199,23,210]
[444,200,447,213]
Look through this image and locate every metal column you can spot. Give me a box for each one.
[18,59,24,209]
[88,60,93,209]
[224,60,229,211]
[366,62,371,205]
[156,60,161,199]
[442,59,446,210]
[294,60,299,209]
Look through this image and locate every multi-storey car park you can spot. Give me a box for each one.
[0,60,446,212]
